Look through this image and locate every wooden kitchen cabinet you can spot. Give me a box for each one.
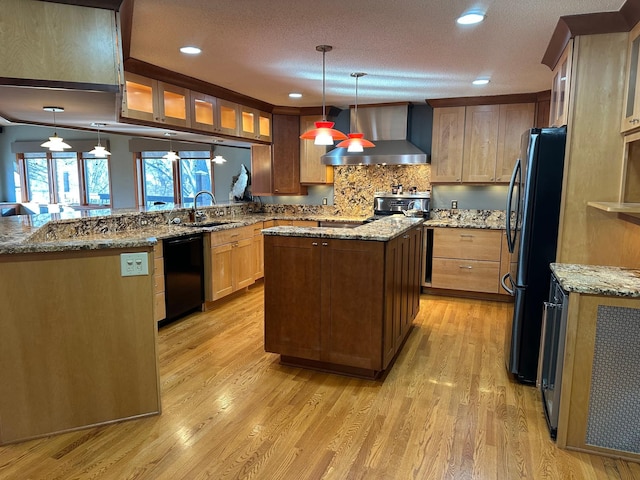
[556,291,640,462]
[190,91,217,132]
[274,220,318,227]
[300,115,334,184]
[495,103,536,181]
[122,72,189,127]
[431,228,502,293]
[153,242,166,322]
[252,222,265,281]
[250,115,308,196]
[432,103,534,184]
[386,225,423,359]
[240,106,271,142]
[621,21,640,133]
[431,107,465,182]
[0,248,160,444]
[550,41,573,128]
[462,105,500,182]
[273,114,306,194]
[0,0,121,88]
[264,228,421,377]
[205,226,255,302]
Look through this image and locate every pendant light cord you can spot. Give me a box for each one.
[354,74,359,133]
[351,72,366,134]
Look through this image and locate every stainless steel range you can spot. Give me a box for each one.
[372,191,430,218]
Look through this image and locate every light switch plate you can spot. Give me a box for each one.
[120,252,149,276]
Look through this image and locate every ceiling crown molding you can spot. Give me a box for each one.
[542,0,640,70]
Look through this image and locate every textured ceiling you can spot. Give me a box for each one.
[0,0,628,144]
[131,0,626,108]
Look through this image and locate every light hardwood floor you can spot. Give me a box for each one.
[1,284,639,479]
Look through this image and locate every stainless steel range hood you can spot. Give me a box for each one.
[321,104,429,165]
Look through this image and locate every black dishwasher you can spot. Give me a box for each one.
[162,234,204,325]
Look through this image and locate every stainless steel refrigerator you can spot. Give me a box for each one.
[501,126,567,384]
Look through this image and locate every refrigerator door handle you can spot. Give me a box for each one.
[506,158,521,253]
[501,272,514,295]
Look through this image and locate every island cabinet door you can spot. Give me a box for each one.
[322,239,385,370]
[264,236,322,359]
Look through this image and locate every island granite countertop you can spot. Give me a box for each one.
[550,263,640,297]
[262,215,423,241]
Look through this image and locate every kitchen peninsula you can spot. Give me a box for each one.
[262,216,424,378]
[0,203,370,444]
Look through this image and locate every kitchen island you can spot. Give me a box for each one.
[262,215,424,378]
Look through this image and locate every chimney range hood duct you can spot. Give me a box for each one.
[321,104,429,165]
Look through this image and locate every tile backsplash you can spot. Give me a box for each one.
[332,164,431,216]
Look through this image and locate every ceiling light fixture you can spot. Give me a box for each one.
[40,106,71,151]
[89,123,111,157]
[336,72,375,153]
[289,92,303,99]
[180,46,202,55]
[472,78,490,85]
[211,146,227,164]
[299,45,347,146]
[456,12,486,25]
[163,132,180,161]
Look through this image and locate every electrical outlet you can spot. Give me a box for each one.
[120,252,149,277]
[451,200,458,209]
[322,197,328,205]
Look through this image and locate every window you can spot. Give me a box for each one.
[54,152,81,204]
[23,152,50,203]
[179,151,213,204]
[84,157,111,205]
[136,150,215,207]
[13,160,22,202]
[140,151,175,206]
[15,151,111,206]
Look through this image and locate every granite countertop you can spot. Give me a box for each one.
[424,209,508,230]
[551,263,640,297]
[0,208,370,255]
[262,215,424,241]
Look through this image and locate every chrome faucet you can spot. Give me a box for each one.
[192,190,216,222]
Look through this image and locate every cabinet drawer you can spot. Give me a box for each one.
[431,258,500,293]
[252,221,264,236]
[433,228,501,261]
[210,225,253,246]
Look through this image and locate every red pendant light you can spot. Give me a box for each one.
[336,72,375,152]
[299,45,347,145]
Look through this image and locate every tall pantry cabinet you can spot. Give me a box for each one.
[553,32,630,266]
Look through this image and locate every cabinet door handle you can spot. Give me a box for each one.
[322,242,329,246]
[631,118,640,124]
[312,242,318,246]
[459,234,474,238]
[403,235,410,239]
[459,265,473,269]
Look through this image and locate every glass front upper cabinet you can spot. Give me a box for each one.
[122,73,188,127]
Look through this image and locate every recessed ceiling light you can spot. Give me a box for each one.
[457,12,486,25]
[180,46,202,55]
[472,78,490,85]
[289,92,303,98]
